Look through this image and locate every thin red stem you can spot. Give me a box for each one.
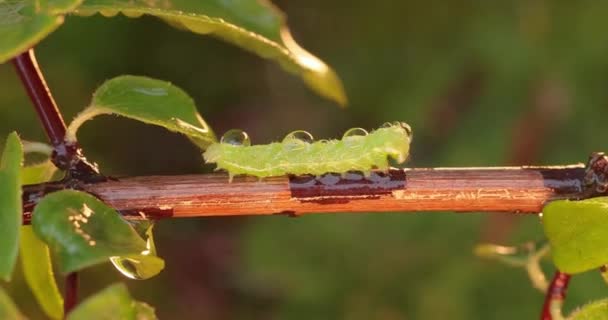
[64,272,79,316]
[541,271,571,320]
[12,49,66,146]
[12,48,101,178]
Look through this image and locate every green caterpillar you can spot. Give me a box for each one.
[203,122,412,180]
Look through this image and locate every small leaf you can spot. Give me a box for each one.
[66,283,157,320]
[569,298,608,320]
[543,197,608,274]
[20,160,59,184]
[73,0,347,106]
[0,132,23,281]
[66,75,216,149]
[20,226,63,319]
[32,190,147,273]
[0,0,83,63]
[0,287,26,320]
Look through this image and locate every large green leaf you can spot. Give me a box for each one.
[66,283,157,320]
[0,287,26,320]
[569,299,608,320]
[73,0,347,106]
[0,132,23,281]
[66,75,216,149]
[543,197,608,274]
[19,159,63,320]
[32,190,148,273]
[0,0,83,63]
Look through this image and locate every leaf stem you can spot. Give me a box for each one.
[64,272,79,316]
[541,271,570,320]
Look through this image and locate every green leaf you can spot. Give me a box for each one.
[66,75,216,149]
[0,287,26,320]
[0,132,23,281]
[73,0,347,106]
[569,298,608,320]
[66,283,157,320]
[20,160,58,184]
[32,190,148,273]
[20,226,63,319]
[543,197,608,274]
[0,0,83,63]
[19,147,63,319]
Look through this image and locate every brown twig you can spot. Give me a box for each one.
[541,271,571,320]
[20,165,585,222]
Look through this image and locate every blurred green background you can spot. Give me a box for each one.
[2,0,608,319]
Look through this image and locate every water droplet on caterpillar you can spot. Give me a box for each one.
[221,129,251,146]
[283,130,313,151]
[343,127,368,138]
[283,130,314,144]
[382,121,412,137]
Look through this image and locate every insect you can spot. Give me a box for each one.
[203,122,412,180]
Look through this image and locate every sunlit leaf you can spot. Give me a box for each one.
[66,283,157,320]
[569,298,608,320]
[0,132,23,281]
[19,145,63,318]
[0,0,83,63]
[0,287,26,320]
[543,197,608,274]
[73,0,347,106]
[32,190,147,273]
[66,75,216,149]
[19,159,63,319]
[20,226,63,319]
[20,160,58,185]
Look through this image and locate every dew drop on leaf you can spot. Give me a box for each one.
[220,129,251,146]
[343,127,368,138]
[283,130,314,144]
[110,257,142,280]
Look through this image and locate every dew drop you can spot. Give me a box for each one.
[381,121,412,136]
[399,122,413,136]
[283,130,314,144]
[343,127,368,138]
[110,257,143,280]
[221,129,251,146]
[282,130,313,151]
[381,121,397,128]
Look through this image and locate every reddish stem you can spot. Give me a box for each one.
[64,272,79,316]
[12,49,101,178]
[12,49,66,146]
[541,271,571,320]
